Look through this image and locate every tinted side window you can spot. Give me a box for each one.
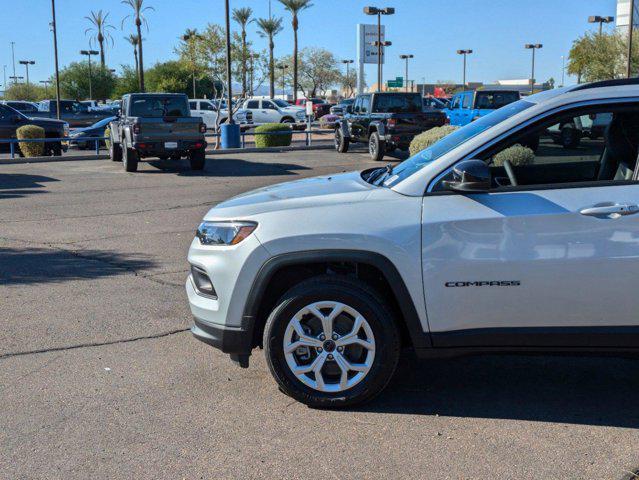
[246,100,259,109]
[0,105,14,120]
[189,101,197,110]
[263,101,277,110]
[200,102,215,111]
[360,96,371,114]
[353,97,361,113]
[451,96,461,109]
[462,94,472,109]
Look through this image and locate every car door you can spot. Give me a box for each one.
[0,105,17,146]
[421,102,639,348]
[348,96,363,140]
[459,92,473,125]
[447,95,462,125]
[261,100,281,122]
[245,100,262,123]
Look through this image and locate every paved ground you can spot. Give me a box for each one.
[1,149,639,480]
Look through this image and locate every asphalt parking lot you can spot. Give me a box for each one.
[2,149,639,480]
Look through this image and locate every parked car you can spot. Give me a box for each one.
[68,115,116,149]
[0,103,69,155]
[1,100,40,114]
[188,99,252,130]
[187,78,639,408]
[80,100,100,111]
[444,89,521,126]
[31,99,113,127]
[330,98,355,117]
[295,98,332,119]
[240,98,306,124]
[423,96,448,110]
[108,93,207,172]
[335,92,448,160]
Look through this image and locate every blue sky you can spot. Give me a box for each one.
[0,0,619,89]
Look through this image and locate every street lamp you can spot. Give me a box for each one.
[364,6,395,92]
[9,76,24,84]
[183,30,203,99]
[628,0,636,78]
[456,49,473,87]
[249,53,260,97]
[342,59,354,96]
[80,49,99,100]
[399,54,413,92]
[588,15,614,35]
[40,80,52,96]
[277,64,288,99]
[19,60,35,96]
[51,0,62,119]
[525,44,543,94]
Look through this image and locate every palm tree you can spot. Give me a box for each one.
[121,0,154,92]
[256,17,283,99]
[85,10,115,67]
[232,7,253,97]
[125,34,140,80]
[278,0,313,102]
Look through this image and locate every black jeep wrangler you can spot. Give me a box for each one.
[335,92,447,161]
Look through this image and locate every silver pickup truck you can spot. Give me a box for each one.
[109,93,207,172]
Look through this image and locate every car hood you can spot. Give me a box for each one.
[23,117,67,128]
[204,171,374,219]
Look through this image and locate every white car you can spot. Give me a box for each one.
[188,99,252,129]
[186,78,639,407]
[240,98,306,124]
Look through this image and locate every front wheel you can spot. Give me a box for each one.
[368,132,386,161]
[335,128,349,153]
[281,117,294,124]
[263,276,400,408]
[189,149,206,170]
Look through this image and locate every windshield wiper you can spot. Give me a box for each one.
[368,163,394,185]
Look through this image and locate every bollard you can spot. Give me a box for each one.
[10,141,15,159]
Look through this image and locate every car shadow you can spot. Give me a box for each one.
[141,157,312,177]
[0,173,59,200]
[356,353,639,428]
[0,247,156,286]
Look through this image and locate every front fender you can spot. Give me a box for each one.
[338,120,351,138]
[370,121,386,138]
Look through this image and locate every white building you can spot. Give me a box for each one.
[617,0,639,35]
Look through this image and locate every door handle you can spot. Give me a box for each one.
[579,203,639,217]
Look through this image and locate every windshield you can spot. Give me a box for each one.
[273,99,290,108]
[373,94,422,113]
[382,99,535,187]
[130,96,189,117]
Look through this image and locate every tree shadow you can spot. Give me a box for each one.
[140,158,311,177]
[356,353,639,428]
[0,247,156,286]
[0,173,59,199]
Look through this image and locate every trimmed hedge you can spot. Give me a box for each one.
[493,144,535,166]
[319,114,340,129]
[16,124,45,157]
[254,123,292,148]
[409,125,459,156]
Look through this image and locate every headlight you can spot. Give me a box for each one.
[63,123,70,137]
[69,131,82,138]
[296,111,305,120]
[196,221,257,246]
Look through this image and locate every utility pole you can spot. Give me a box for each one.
[341,59,354,96]
[399,54,413,92]
[456,49,472,87]
[19,60,35,97]
[588,15,614,35]
[561,56,565,87]
[10,42,16,81]
[2,65,6,93]
[80,50,99,100]
[364,7,395,92]
[51,0,61,119]
[525,44,543,94]
[628,0,635,78]
[224,0,234,125]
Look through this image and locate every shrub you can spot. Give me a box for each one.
[319,114,340,129]
[104,127,111,149]
[409,125,459,156]
[16,124,45,157]
[492,144,535,166]
[254,123,292,148]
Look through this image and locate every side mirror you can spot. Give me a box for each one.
[12,115,22,124]
[442,159,491,192]
[345,105,353,114]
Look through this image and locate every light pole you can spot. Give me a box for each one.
[11,42,16,82]
[588,15,614,35]
[525,44,543,94]
[19,60,35,97]
[51,0,61,119]
[456,49,472,87]
[628,0,635,78]
[40,80,52,96]
[399,54,413,92]
[223,0,234,125]
[277,64,288,99]
[249,53,259,97]
[9,76,24,84]
[561,55,565,87]
[342,59,354,96]
[2,65,6,93]
[80,49,99,100]
[183,31,202,99]
[364,6,395,92]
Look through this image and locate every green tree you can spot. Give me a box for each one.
[58,62,116,99]
[277,47,340,97]
[278,0,313,102]
[122,0,154,92]
[256,17,284,98]
[3,83,49,101]
[232,7,253,97]
[181,28,204,97]
[145,60,217,96]
[113,65,140,97]
[85,10,115,67]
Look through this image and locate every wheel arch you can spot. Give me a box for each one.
[368,121,386,137]
[243,249,431,352]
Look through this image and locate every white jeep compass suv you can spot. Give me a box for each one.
[186,79,639,407]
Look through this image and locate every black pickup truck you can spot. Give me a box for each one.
[0,103,69,156]
[335,92,447,161]
[31,99,112,127]
[109,93,207,172]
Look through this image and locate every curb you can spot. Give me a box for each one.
[0,144,334,164]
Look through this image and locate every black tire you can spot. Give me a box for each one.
[122,146,138,172]
[281,117,294,124]
[189,149,206,170]
[335,128,349,153]
[263,275,401,408]
[110,142,122,162]
[368,131,386,161]
[45,141,62,157]
[158,155,169,160]
[560,125,581,149]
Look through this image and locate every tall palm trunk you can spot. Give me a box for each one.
[134,47,139,79]
[98,34,105,67]
[269,38,275,98]
[136,17,145,91]
[292,15,298,101]
[241,29,247,97]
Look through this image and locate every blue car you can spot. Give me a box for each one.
[68,116,116,149]
[444,89,520,126]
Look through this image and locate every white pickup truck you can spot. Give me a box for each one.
[188,99,252,130]
[240,98,306,125]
